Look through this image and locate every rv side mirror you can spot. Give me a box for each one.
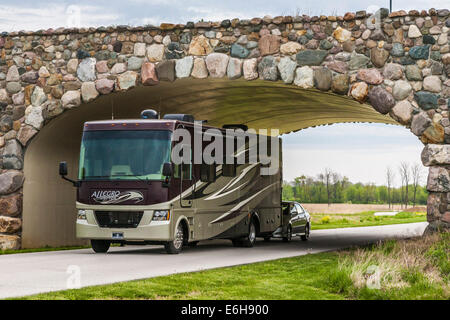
[59,161,79,187]
[59,161,68,176]
[162,162,173,177]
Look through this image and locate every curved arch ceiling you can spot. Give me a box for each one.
[63,78,398,134]
[22,78,399,248]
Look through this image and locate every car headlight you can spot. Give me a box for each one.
[77,209,87,220]
[152,210,170,221]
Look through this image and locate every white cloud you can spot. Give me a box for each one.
[285,123,412,138]
[129,17,161,26]
[282,123,425,186]
[282,146,424,187]
[0,3,120,32]
[127,0,181,4]
[185,6,266,22]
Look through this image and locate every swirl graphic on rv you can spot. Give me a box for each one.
[91,190,144,204]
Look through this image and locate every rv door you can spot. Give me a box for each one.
[179,156,193,208]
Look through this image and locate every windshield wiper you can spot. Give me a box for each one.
[84,175,111,179]
[110,174,152,185]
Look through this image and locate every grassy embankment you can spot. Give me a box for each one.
[0,245,89,255]
[310,211,426,230]
[18,232,449,300]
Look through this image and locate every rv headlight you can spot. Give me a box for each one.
[152,210,170,221]
[77,209,87,220]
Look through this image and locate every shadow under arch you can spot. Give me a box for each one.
[22,78,400,248]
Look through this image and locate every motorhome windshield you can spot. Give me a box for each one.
[78,130,172,181]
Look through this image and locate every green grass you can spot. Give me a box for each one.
[17,252,344,300]
[17,232,449,300]
[0,245,90,255]
[329,232,449,300]
[311,211,426,230]
[0,243,124,255]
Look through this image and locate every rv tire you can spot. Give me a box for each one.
[91,240,110,253]
[165,223,184,254]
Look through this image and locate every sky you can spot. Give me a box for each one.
[281,123,424,186]
[0,0,449,32]
[0,0,437,186]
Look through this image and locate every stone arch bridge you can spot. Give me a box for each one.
[0,8,449,249]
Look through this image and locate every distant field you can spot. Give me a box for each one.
[310,211,426,230]
[302,203,426,214]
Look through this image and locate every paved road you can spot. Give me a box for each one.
[0,222,427,299]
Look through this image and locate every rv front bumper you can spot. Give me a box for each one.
[76,209,173,241]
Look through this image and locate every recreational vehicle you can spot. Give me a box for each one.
[59,110,288,254]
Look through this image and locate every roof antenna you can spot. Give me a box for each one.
[111,97,114,120]
[158,97,161,119]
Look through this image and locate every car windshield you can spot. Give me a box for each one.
[78,130,172,181]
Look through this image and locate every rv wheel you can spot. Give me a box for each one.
[241,219,257,248]
[91,240,110,253]
[165,223,184,254]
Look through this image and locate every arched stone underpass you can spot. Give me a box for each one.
[0,8,449,249]
[22,79,397,248]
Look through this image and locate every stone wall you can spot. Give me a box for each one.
[0,8,450,249]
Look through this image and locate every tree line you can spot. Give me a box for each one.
[283,163,427,207]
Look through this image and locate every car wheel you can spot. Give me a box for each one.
[283,226,292,242]
[91,240,110,253]
[165,223,184,254]
[241,219,257,248]
[301,224,310,241]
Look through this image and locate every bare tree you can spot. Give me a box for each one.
[411,163,423,207]
[399,162,410,209]
[386,167,395,209]
[294,175,307,201]
[305,177,314,202]
[323,168,333,207]
[332,172,341,201]
[341,176,350,189]
[317,173,325,203]
[398,166,404,209]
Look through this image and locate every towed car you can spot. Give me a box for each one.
[268,201,311,242]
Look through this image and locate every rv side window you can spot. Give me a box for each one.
[223,134,237,177]
[173,144,192,180]
[200,164,216,182]
[173,164,180,178]
[183,163,191,179]
[174,164,191,179]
